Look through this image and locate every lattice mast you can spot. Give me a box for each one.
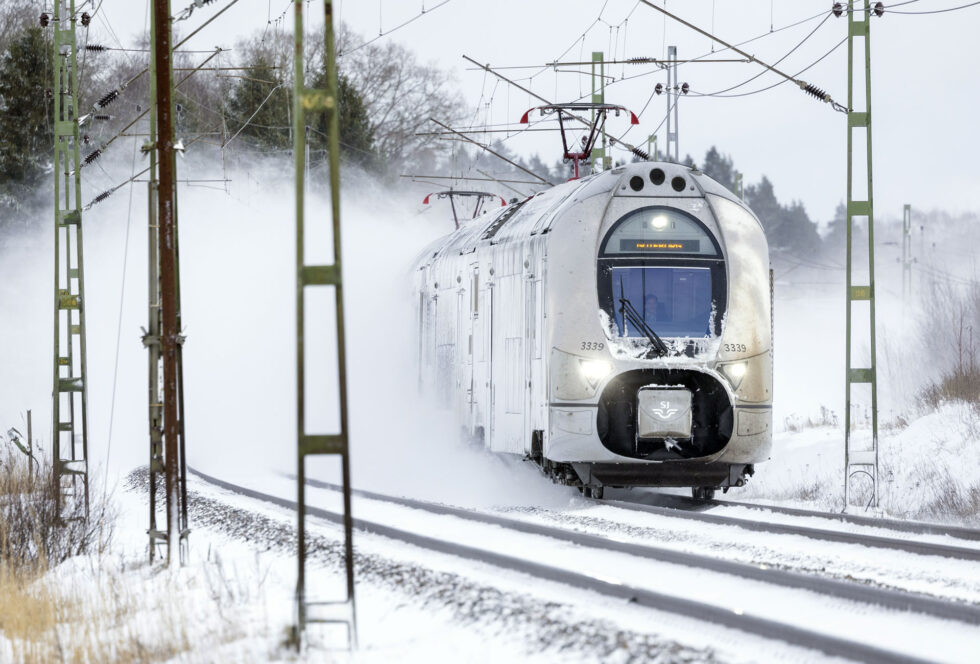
[51,0,91,518]
[293,0,357,647]
[590,52,609,172]
[843,1,880,510]
[665,45,679,162]
[902,204,913,302]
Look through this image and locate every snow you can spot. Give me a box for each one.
[736,403,980,527]
[4,149,980,661]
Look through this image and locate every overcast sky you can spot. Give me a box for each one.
[90,0,980,223]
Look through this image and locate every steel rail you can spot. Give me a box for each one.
[280,473,980,625]
[628,493,980,542]
[188,468,933,664]
[607,499,980,561]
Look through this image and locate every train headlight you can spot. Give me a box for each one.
[579,359,612,387]
[721,361,747,390]
[650,215,669,230]
[552,349,612,400]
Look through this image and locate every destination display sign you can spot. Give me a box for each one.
[620,238,701,253]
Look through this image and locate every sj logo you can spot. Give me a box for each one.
[652,401,678,419]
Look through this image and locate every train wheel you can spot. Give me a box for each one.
[691,487,715,502]
[584,485,604,500]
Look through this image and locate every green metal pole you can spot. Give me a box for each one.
[293,0,306,634]
[52,0,90,519]
[843,1,879,511]
[294,0,357,647]
[590,52,608,172]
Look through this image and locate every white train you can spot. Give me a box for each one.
[413,161,772,499]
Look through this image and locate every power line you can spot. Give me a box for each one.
[695,13,834,98]
[692,36,848,101]
[885,0,980,13]
[637,0,847,113]
[340,0,451,56]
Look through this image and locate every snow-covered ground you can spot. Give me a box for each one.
[4,153,980,661]
[737,403,980,526]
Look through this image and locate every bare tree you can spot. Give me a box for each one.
[338,24,463,172]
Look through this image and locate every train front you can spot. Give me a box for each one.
[545,162,772,496]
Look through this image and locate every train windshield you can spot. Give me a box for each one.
[609,266,713,339]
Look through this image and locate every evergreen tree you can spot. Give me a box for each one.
[745,177,822,254]
[0,25,53,211]
[308,71,376,168]
[226,48,290,151]
[701,146,735,192]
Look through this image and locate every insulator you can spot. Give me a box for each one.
[655,83,663,95]
[681,82,690,95]
[85,44,108,52]
[873,2,885,16]
[83,148,103,165]
[91,191,112,205]
[96,89,119,108]
[803,83,830,102]
[832,3,844,17]
[39,12,49,27]
[80,11,91,26]
[93,114,111,121]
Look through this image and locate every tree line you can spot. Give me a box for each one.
[0,2,829,256]
[0,4,463,220]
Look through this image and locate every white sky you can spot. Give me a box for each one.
[90,0,980,223]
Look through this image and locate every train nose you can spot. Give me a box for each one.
[597,369,733,460]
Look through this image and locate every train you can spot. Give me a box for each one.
[412,160,773,500]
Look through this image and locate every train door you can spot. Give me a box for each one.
[523,275,535,452]
[491,274,525,453]
[486,276,496,447]
[466,265,479,433]
[456,287,468,417]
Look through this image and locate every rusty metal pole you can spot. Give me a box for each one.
[152,0,179,566]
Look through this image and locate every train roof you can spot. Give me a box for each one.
[412,161,757,271]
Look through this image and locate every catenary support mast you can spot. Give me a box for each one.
[902,204,912,302]
[843,1,880,511]
[590,52,609,172]
[293,0,357,647]
[150,0,187,564]
[665,45,679,162]
[51,0,91,519]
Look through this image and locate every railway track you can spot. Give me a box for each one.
[618,491,980,543]
[603,497,980,562]
[189,467,976,664]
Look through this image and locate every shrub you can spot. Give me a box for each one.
[0,448,114,572]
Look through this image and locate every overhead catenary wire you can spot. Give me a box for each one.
[340,0,451,56]
[466,4,848,160]
[636,0,847,113]
[693,12,834,98]
[885,0,980,13]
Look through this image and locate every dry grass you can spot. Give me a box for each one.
[782,405,839,432]
[0,558,263,663]
[0,449,114,572]
[0,452,254,663]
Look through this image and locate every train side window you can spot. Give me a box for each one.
[480,197,530,240]
[471,268,479,317]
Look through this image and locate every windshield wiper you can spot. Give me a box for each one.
[619,297,670,356]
